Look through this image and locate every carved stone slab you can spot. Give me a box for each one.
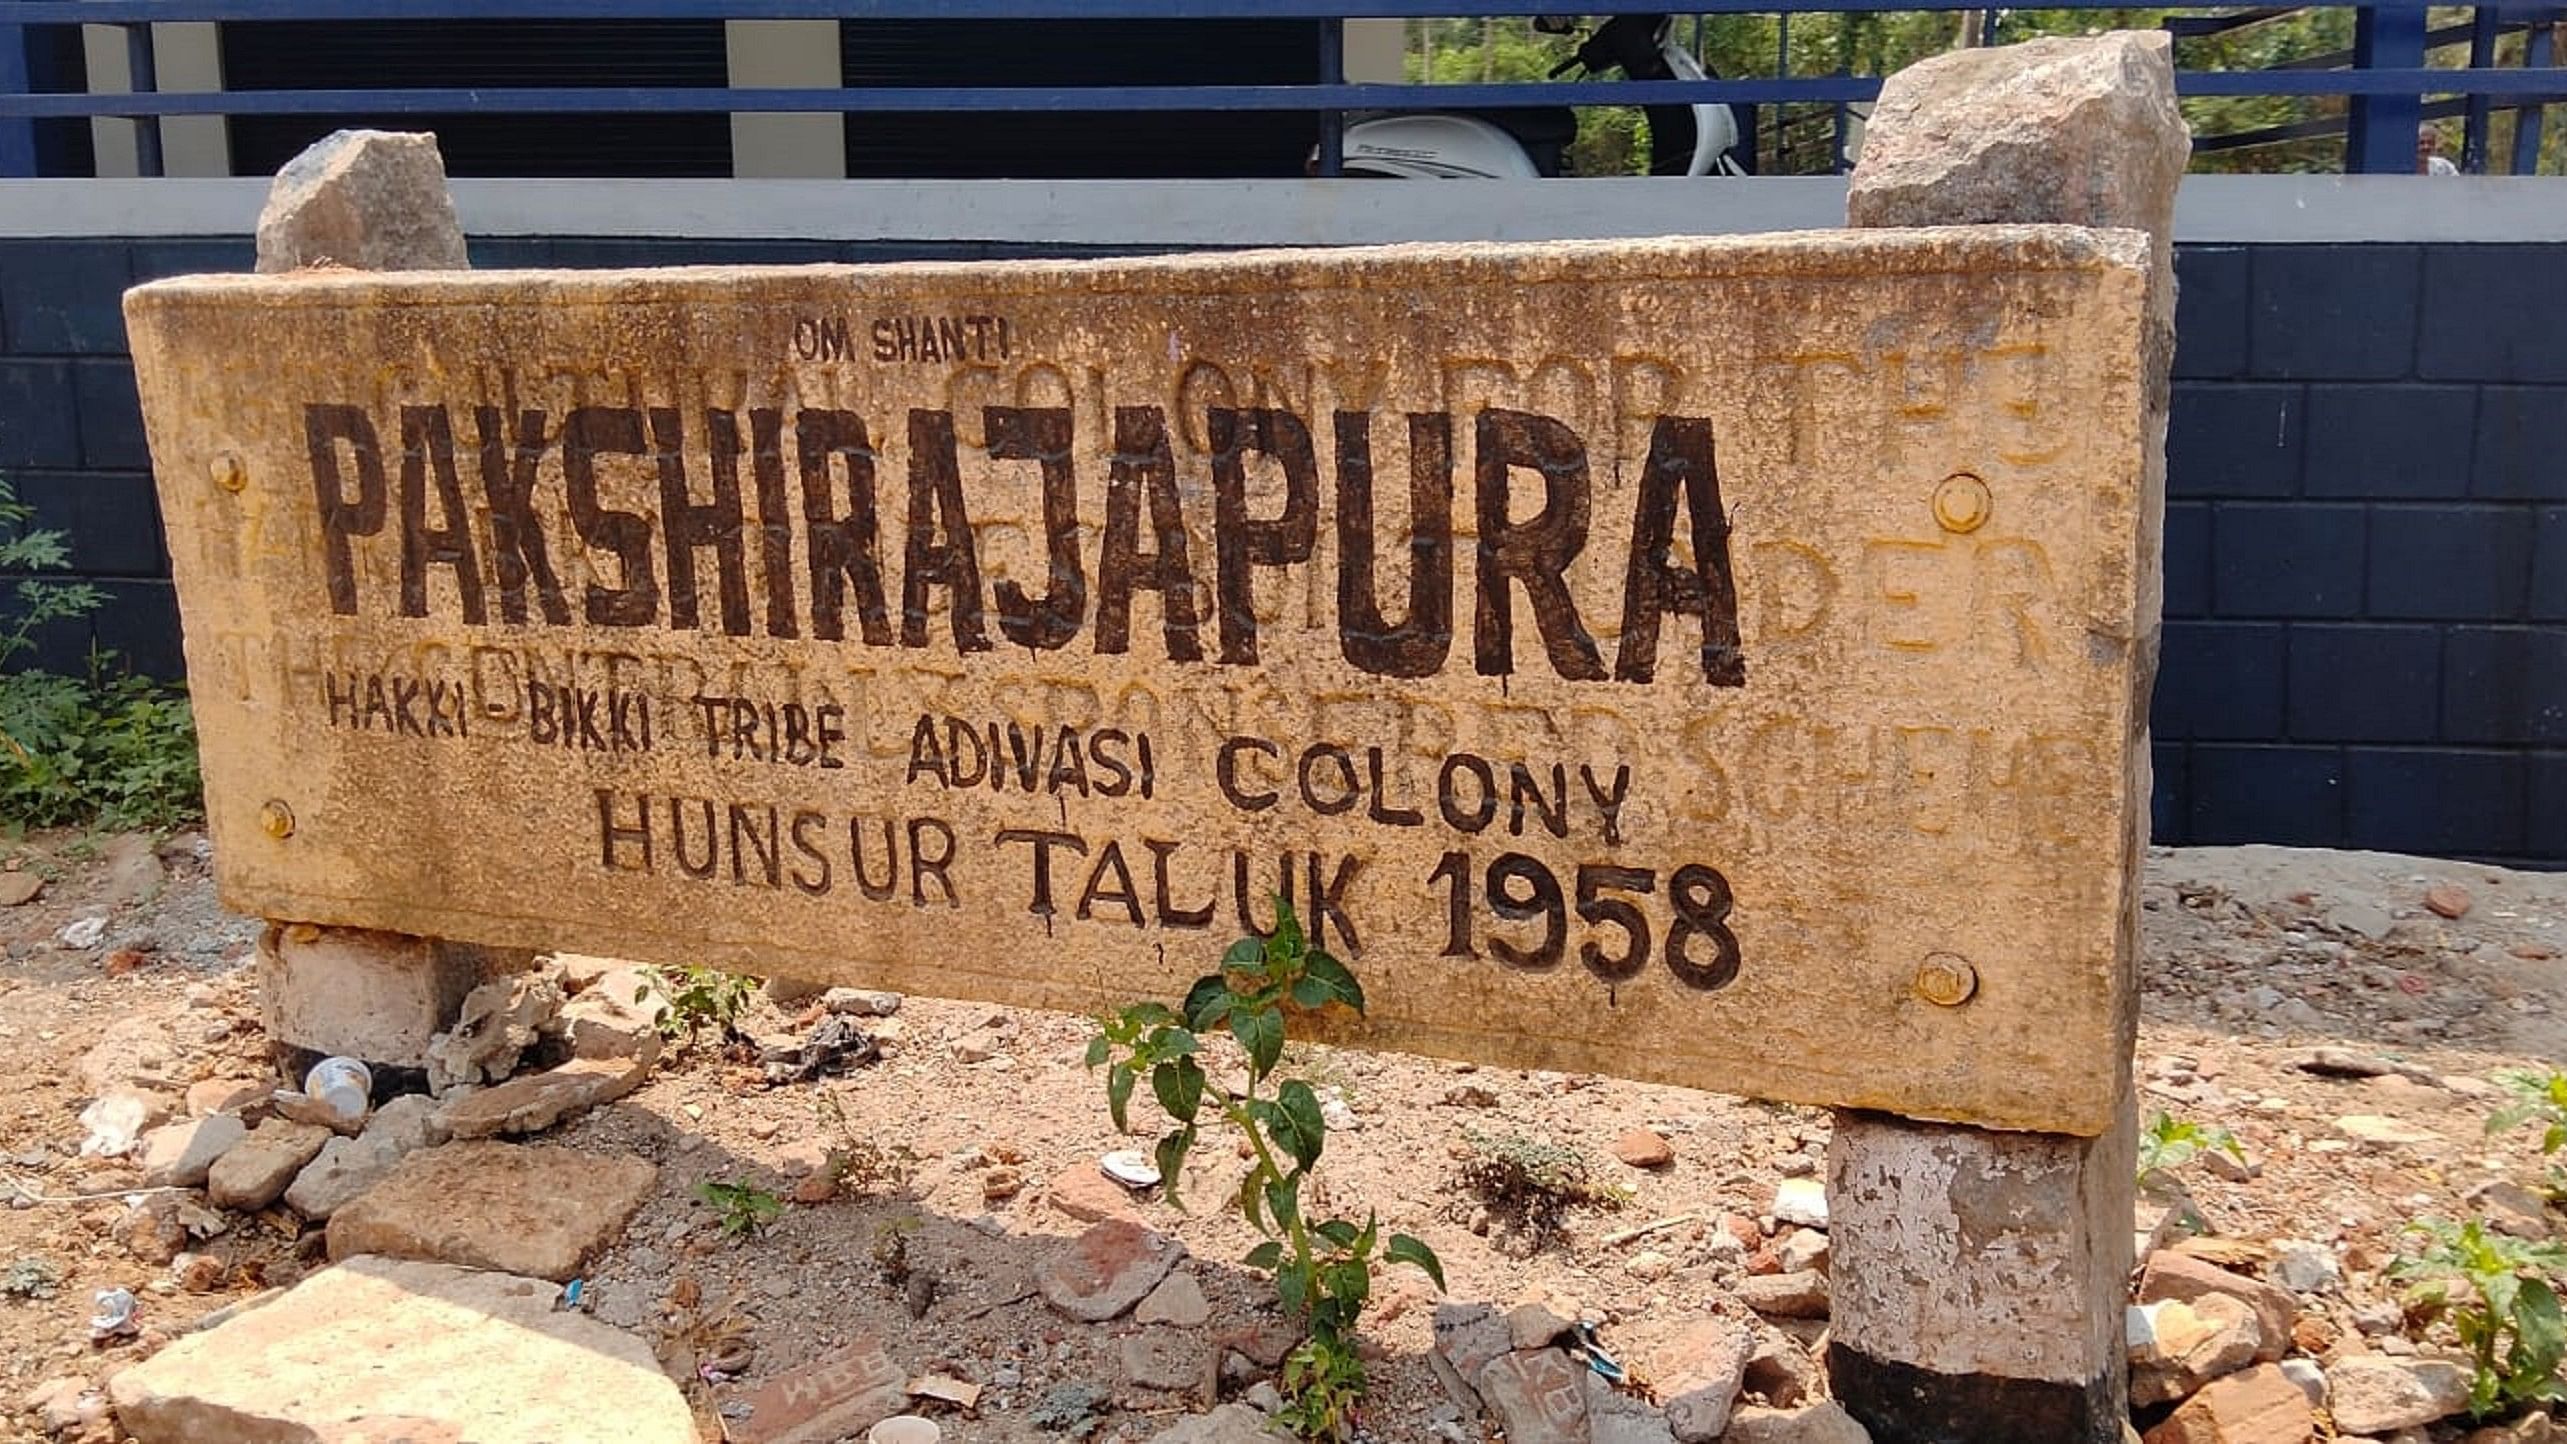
[127,230,2157,1133]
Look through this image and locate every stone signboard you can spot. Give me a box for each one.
[127,230,2156,1134]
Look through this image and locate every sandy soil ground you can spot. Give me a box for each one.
[0,836,2561,1442]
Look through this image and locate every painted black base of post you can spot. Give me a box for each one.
[1829,1346,2125,1444]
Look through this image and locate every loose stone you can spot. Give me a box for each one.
[1718,1401,1874,1443]
[1772,1178,1828,1229]
[206,1120,330,1210]
[2267,1240,2342,1295]
[1134,1270,1211,1328]
[1736,1270,1829,1320]
[1613,1129,1675,1169]
[2326,1357,2474,1434]
[107,1257,691,1444]
[1473,1349,1590,1444]
[1036,1219,1183,1323]
[2138,1252,2298,1363]
[433,1056,650,1140]
[138,1115,247,1189]
[2139,1362,2314,1444]
[726,1337,907,1444]
[1651,1315,1753,1442]
[1118,1326,1216,1400]
[325,1142,655,1281]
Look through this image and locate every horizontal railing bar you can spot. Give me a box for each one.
[0,0,2462,19]
[2266,17,2540,72]
[2,68,2558,119]
[2164,7,2305,40]
[2194,115,2372,150]
[2184,67,2567,96]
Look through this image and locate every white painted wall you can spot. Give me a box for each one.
[7,175,2554,245]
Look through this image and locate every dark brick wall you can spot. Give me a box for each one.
[2,234,2560,864]
[2161,244,2567,865]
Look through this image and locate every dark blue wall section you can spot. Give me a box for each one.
[2161,243,2565,865]
[1,235,2560,864]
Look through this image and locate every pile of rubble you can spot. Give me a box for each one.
[91,947,663,1238]
[22,950,685,1443]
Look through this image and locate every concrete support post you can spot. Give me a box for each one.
[258,924,527,1071]
[1828,30,2187,1444]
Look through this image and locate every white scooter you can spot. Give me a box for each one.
[1336,13,1746,179]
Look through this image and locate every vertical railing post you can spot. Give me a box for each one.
[2509,11,2556,175]
[0,2,36,178]
[2464,4,2501,172]
[2349,2,2429,173]
[1314,14,1344,177]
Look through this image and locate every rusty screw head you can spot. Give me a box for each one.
[209,452,246,493]
[1914,953,1978,1007]
[1931,473,1991,535]
[257,799,295,840]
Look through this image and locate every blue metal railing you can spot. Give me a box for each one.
[2,2,2558,179]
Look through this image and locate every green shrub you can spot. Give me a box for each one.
[0,478,201,830]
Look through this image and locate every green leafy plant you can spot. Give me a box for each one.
[1090,898,1443,1441]
[2137,1110,2247,1181]
[695,1179,784,1239]
[2393,1219,2567,1419]
[637,965,755,1045]
[2489,1070,2567,1196]
[0,479,101,668]
[0,478,201,830]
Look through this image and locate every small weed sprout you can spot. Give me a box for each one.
[637,966,755,1045]
[695,1180,784,1239]
[815,1093,918,1197]
[2392,1219,2567,1419]
[1454,1128,1627,1251]
[1090,898,1443,1442]
[2489,1069,2567,1196]
[2136,1110,2247,1182]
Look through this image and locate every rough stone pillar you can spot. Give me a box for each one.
[1828,30,2186,1444]
[254,129,469,274]
[257,924,523,1071]
[248,130,487,1074]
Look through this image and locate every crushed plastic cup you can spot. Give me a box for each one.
[89,1287,138,1340]
[1098,1150,1161,1190]
[76,1093,148,1158]
[301,1057,373,1129]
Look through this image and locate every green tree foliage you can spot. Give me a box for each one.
[1399,9,2558,176]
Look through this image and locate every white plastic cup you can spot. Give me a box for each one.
[302,1057,373,1128]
